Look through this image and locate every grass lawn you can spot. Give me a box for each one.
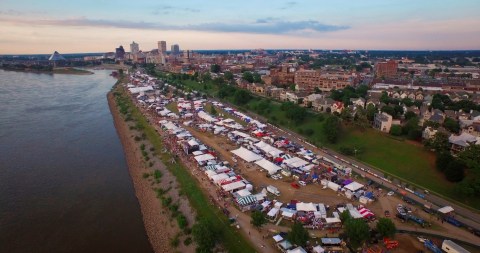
[166,101,179,114]
[113,86,256,253]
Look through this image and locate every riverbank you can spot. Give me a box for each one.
[0,66,94,75]
[107,82,196,253]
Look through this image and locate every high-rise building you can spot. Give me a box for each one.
[171,44,180,55]
[130,41,139,55]
[158,41,167,54]
[115,45,125,60]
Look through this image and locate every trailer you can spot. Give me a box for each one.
[424,239,442,253]
[441,240,470,253]
[266,185,280,196]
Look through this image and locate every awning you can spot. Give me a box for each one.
[236,195,257,206]
[255,159,281,175]
[438,206,454,214]
[231,147,263,162]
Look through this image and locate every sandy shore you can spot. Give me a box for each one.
[107,89,195,253]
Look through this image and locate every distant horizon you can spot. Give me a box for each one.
[3,48,480,56]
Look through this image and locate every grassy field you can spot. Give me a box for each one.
[113,86,256,253]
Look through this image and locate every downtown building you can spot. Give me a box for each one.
[374,59,398,78]
[294,69,354,93]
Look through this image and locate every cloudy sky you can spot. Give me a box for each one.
[1,0,479,54]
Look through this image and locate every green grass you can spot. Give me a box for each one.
[166,101,179,114]
[112,85,256,253]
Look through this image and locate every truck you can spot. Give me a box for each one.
[424,239,442,253]
[444,216,462,227]
[266,185,280,196]
[441,240,470,253]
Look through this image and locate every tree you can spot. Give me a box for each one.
[424,132,450,153]
[404,111,417,120]
[314,87,322,94]
[250,210,267,228]
[381,105,395,117]
[210,64,221,73]
[286,105,307,124]
[353,108,370,131]
[340,107,353,122]
[443,117,460,133]
[366,104,377,121]
[192,219,218,253]
[345,218,370,249]
[224,71,234,81]
[233,89,251,105]
[444,159,466,182]
[458,145,480,172]
[390,125,402,136]
[323,115,341,143]
[201,72,212,82]
[376,218,396,238]
[242,71,254,83]
[253,72,262,83]
[209,106,217,116]
[340,210,351,222]
[287,222,310,247]
[436,152,453,172]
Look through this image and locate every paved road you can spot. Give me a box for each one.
[216,99,480,232]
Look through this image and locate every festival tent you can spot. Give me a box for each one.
[255,159,281,175]
[344,182,364,192]
[278,240,293,251]
[312,245,325,253]
[235,189,252,197]
[231,147,263,162]
[221,181,246,192]
[272,234,283,243]
[296,202,317,212]
[358,207,375,219]
[281,208,297,219]
[129,86,153,94]
[438,206,454,214]
[325,217,342,224]
[321,238,342,245]
[194,153,215,163]
[197,111,216,122]
[211,173,229,183]
[283,157,309,168]
[267,208,280,219]
[287,247,307,253]
[236,195,257,206]
[192,151,204,156]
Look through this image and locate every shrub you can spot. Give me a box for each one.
[142,173,150,179]
[177,214,188,229]
[184,237,192,246]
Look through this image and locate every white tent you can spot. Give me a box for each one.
[296,202,317,212]
[287,247,307,253]
[197,111,216,122]
[211,173,229,183]
[231,147,263,162]
[221,181,246,192]
[267,208,279,218]
[344,182,364,192]
[129,86,153,94]
[194,153,215,163]
[312,245,325,253]
[284,157,309,168]
[438,206,454,214]
[255,159,281,175]
[325,217,341,224]
[273,234,283,242]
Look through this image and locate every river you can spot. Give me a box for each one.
[0,69,153,253]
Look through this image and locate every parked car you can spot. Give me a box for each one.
[387,191,395,196]
[384,210,390,217]
[291,182,300,189]
[298,181,306,186]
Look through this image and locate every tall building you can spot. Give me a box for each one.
[158,41,167,54]
[375,60,398,78]
[171,44,180,55]
[130,41,139,55]
[115,45,125,60]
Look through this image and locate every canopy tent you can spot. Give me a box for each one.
[236,195,257,206]
[235,189,252,197]
[287,247,307,253]
[296,202,317,212]
[255,159,281,175]
[267,208,279,218]
[194,153,215,163]
[278,240,293,250]
[211,173,229,183]
[129,86,153,94]
[221,181,245,192]
[438,206,454,214]
[321,238,342,245]
[197,111,217,122]
[325,217,341,224]
[231,147,263,162]
[272,234,283,242]
[254,141,283,156]
[187,139,199,146]
[358,207,375,219]
[313,245,325,253]
[343,182,364,192]
[281,208,297,218]
[283,157,309,168]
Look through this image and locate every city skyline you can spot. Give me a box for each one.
[1,0,480,54]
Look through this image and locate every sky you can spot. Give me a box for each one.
[1,0,480,54]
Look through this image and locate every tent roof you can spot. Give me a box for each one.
[313,245,325,253]
[344,182,364,192]
[194,153,215,163]
[267,208,279,217]
[325,217,341,224]
[255,159,281,175]
[231,147,263,162]
[272,234,283,242]
[221,181,245,192]
[438,206,454,214]
[321,238,342,245]
[296,202,317,212]
[287,247,307,253]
